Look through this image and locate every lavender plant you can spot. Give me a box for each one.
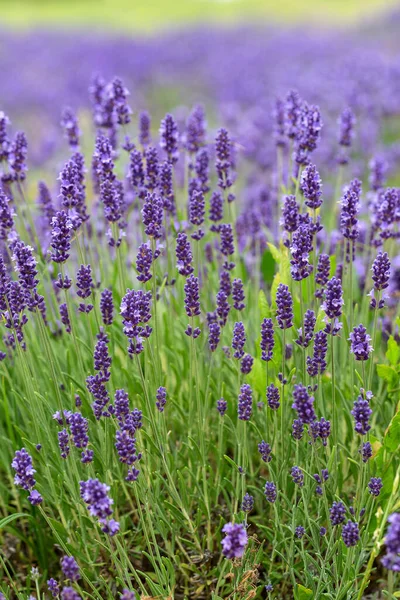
[0,67,399,600]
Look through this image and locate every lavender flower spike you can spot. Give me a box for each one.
[276,284,293,329]
[381,513,400,571]
[349,324,373,361]
[221,522,248,559]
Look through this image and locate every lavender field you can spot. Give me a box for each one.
[0,7,400,600]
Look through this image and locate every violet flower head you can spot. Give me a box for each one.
[209,191,224,230]
[219,223,235,270]
[129,149,145,192]
[195,147,210,194]
[241,493,254,513]
[281,195,299,233]
[292,419,304,440]
[120,289,152,355]
[189,188,205,240]
[291,466,304,487]
[260,318,274,361]
[232,279,245,311]
[219,270,231,297]
[342,520,359,547]
[240,354,253,374]
[264,481,277,503]
[37,181,55,225]
[185,104,206,155]
[0,111,10,164]
[295,309,315,348]
[60,587,81,600]
[221,522,248,559]
[340,179,361,262]
[349,324,373,361]
[50,211,73,264]
[176,232,193,277]
[184,274,200,318]
[322,276,343,322]
[338,107,355,149]
[156,386,167,413]
[61,556,80,581]
[0,189,14,240]
[217,398,227,416]
[61,107,81,150]
[100,180,123,226]
[232,322,246,359]
[258,441,272,463]
[371,251,391,292]
[368,477,383,497]
[284,90,302,140]
[369,157,387,192]
[12,448,36,490]
[159,113,179,164]
[142,192,163,239]
[361,441,373,463]
[144,146,159,191]
[216,290,230,327]
[69,412,89,451]
[136,243,153,283]
[307,330,328,377]
[381,513,400,571]
[60,303,71,334]
[76,264,94,311]
[276,284,293,330]
[100,288,114,326]
[215,128,234,191]
[351,390,373,435]
[273,97,286,147]
[159,160,175,213]
[208,322,220,352]
[315,253,330,297]
[238,384,253,421]
[58,429,70,459]
[111,77,132,126]
[121,590,136,600]
[297,102,322,155]
[266,384,280,410]
[9,131,28,181]
[295,526,305,539]
[301,164,323,210]
[47,579,60,598]
[290,223,313,281]
[80,478,119,534]
[330,501,346,526]
[139,110,151,148]
[292,384,316,424]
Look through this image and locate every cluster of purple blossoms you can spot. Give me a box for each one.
[315,253,330,298]
[276,284,293,329]
[307,330,328,377]
[185,104,206,156]
[0,189,14,240]
[220,223,235,270]
[159,113,179,164]
[50,211,73,264]
[281,195,299,235]
[216,290,230,327]
[76,264,94,313]
[11,448,42,505]
[351,390,373,435]
[294,102,322,167]
[381,513,400,571]
[221,522,248,559]
[136,243,155,283]
[156,387,167,413]
[260,318,274,361]
[238,384,253,421]
[215,128,234,193]
[258,441,272,463]
[115,425,141,482]
[120,289,152,355]
[145,146,159,191]
[349,324,373,361]
[284,90,302,140]
[292,384,316,424]
[47,578,60,598]
[369,251,391,309]
[232,322,246,359]
[240,353,253,374]
[295,526,305,539]
[9,131,28,182]
[61,556,80,582]
[209,191,224,231]
[337,107,355,164]
[80,478,119,536]
[264,481,277,503]
[176,232,194,276]
[208,321,221,352]
[361,441,373,463]
[184,275,201,337]
[217,398,227,416]
[330,501,346,526]
[322,276,343,335]
[301,164,323,209]
[159,160,175,213]
[142,192,163,239]
[189,188,205,240]
[313,470,329,495]
[100,288,114,325]
[290,224,313,281]
[273,98,286,147]
[12,241,46,320]
[139,110,151,148]
[61,108,81,150]
[292,419,304,440]
[368,477,383,497]
[241,493,254,513]
[291,466,304,487]
[232,279,245,311]
[340,179,361,262]
[266,384,280,410]
[342,520,360,547]
[295,309,315,348]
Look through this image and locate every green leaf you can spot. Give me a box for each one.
[376,364,398,387]
[261,250,276,285]
[384,410,400,452]
[258,289,270,320]
[0,512,30,530]
[386,336,400,367]
[297,584,313,599]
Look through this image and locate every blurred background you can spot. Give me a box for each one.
[1,0,400,179]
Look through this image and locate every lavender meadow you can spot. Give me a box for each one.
[0,21,400,600]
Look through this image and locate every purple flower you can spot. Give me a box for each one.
[361,441,373,463]
[371,251,391,292]
[273,97,286,147]
[60,587,81,600]
[217,398,227,416]
[100,288,114,326]
[37,181,55,226]
[342,520,359,547]
[61,107,81,150]
[295,102,322,162]
[221,522,248,559]
[9,131,28,181]
[159,114,179,164]
[194,147,210,194]
[322,276,344,320]
[330,501,346,526]
[266,384,280,410]
[349,324,373,361]
[317,417,331,446]
[12,241,45,314]
[381,513,400,571]
[264,481,277,503]
[120,289,152,356]
[215,128,234,191]
[61,556,80,581]
[159,160,175,213]
[184,274,200,318]
[189,188,205,240]
[368,477,383,497]
[369,157,387,192]
[232,322,246,359]
[145,146,159,191]
[121,590,136,600]
[69,412,89,451]
[219,271,231,297]
[129,149,145,192]
[185,104,206,155]
[295,526,305,539]
[276,284,293,329]
[136,243,154,283]
[139,110,151,148]
[295,309,315,348]
[260,318,274,361]
[60,303,71,334]
[47,579,60,598]
[220,223,235,270]
[340,179,361,262]
[290,224,313,281]
[208,322,220,352]
[232,279,245,311]
[240,354,253,374]
[291,466,304,487]
[111,77,131,126]
[80,478,119,534]
[337,107,355,164]
[216,290,230,327]
[58,429,70,459]
[209,191,224,230]
[301,164,322,209]
[238,384,253,421]
[258,441,272,463]
[284,90,302,140]
[292,384,316,424]
[281,195,299,233]
[307,330,328,377]
[0,189,14,240]
[142,192,163,239]
[315,253,330,297]
[28,489,43,505]
[176,232,193,277]
[320,527,327,537]
[100,180,123,227]
[241,493,254,513]
[12,448,36,491]
[156,387,167,413]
